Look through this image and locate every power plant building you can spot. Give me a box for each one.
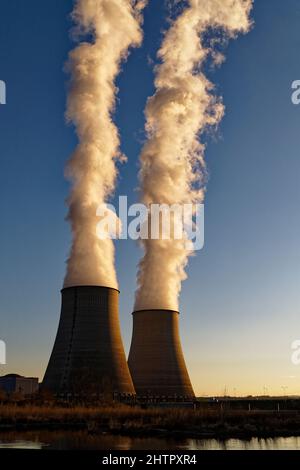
[43,286,134,396]
[0,374,39,396]
[128,309,195,399]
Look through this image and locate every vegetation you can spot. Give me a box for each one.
[0,402,300,439]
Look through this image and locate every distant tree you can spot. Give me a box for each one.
[0,388,6,402]
[9,391,23,403]
[36,388,55,404]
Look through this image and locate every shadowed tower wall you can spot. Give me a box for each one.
[128,309,195,398]
[43,286,134,395]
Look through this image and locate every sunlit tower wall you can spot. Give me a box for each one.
[43,286,135,396]
[128,309,195,399]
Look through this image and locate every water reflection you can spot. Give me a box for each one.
[188,436,300,450]
[0,431,300,450]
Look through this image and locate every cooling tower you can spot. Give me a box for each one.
[128,309,195,398]
[43,286,135,396]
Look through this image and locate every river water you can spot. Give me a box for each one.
[0,431,300,450]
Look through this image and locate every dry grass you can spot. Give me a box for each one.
[0,404,300,437]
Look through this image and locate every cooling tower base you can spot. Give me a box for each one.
[128,309,195,399]
[43,286,135,397]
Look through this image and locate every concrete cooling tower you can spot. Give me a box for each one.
[43,286,135,396]
[128,309,195,399]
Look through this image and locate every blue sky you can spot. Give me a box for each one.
[0,0,300,396]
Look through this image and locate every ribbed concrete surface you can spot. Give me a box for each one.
[43,286,135,395]
[128,310,195,398]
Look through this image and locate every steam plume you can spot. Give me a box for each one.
[64,0,146,288]
[135,0,252,311]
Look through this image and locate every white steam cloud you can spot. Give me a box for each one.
[135,0,253,311]
[64,0,146,288]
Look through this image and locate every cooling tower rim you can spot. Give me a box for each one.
[132,309,180,315]
[61,285,120,293]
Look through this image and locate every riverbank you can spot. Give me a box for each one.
[1,404,300,439]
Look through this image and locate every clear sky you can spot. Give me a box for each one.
[0,0,300,396]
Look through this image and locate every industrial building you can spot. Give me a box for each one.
[43,286,135,396]
[42,286,195,401]
[0,374,39,396]
[128,309,195,399]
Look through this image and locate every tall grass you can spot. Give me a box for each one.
[1,404,300,437]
